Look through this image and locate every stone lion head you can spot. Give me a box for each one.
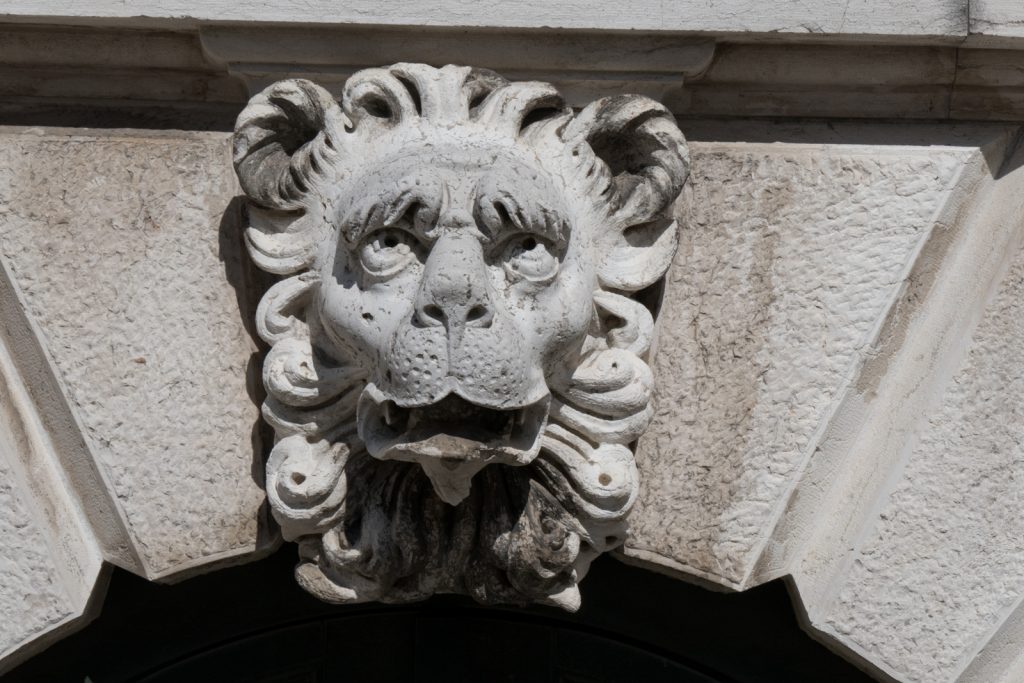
[233,63,688,610]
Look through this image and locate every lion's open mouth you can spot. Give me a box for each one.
[357,384,550,504]
[380,394,532,443]
[359,385,549,463]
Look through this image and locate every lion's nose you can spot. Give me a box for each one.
[414,232,494,332]
[415,300,493,329]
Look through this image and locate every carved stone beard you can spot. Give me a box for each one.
[264,281,651,611]
[293,435,630,611]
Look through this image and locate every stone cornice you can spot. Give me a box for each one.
[3,23,1024,125]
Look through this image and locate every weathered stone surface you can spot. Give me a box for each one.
[13,23,1024,128]
[626,142,970,587]
[0,453,80,664]
[0,128,270,579]
[972,0,1024,41]
[1,118,1022,683]
[676,44,957,121]
[0,263,104,670]
[199,27,714,109]
[763,130,1024,683]
[822,224,1024,682]
[0,0,969,39]
[949,49,1024,122]
[233,67,688,610]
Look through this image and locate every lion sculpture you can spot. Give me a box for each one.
[232,63,689,610]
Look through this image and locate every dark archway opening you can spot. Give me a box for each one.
[8,547,874,682]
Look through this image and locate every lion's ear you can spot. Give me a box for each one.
[233,79,346,210]
[564,96,689,291]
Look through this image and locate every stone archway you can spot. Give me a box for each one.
[6,548,874,682]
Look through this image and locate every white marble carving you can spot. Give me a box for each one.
[232,64,689,609]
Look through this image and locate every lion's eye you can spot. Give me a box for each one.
[501,234,558,282]
[359,229,419,277]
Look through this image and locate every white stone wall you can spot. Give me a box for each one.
[1,10,1024,674]
[0,0,977,39]
[2,122,1022,681]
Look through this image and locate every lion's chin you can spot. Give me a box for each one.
[357,384,551,504]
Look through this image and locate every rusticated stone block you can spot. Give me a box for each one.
[825,237,1024,682]
[0,128,271,579]
[0,453,80,664]
[627,143,969,587]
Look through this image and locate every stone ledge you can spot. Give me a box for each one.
[6,23,1024,124]
[0,1,983,42]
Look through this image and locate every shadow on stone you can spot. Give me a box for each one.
[217,194,279,550]
[5,546,878,683]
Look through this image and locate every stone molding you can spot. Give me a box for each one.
[200,28,716,109]
[6,24,1024,125]
[0,0,1016,45]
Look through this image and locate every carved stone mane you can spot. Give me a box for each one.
[232,63,689,610]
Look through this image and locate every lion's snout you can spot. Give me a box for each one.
[412,229,496,335]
